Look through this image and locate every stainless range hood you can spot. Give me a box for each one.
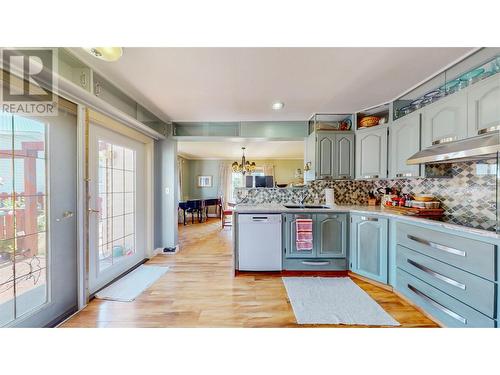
[407,130,500,165]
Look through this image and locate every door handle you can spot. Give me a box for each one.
[88,208,100,214]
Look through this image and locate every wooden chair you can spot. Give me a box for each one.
[221,199,235,229]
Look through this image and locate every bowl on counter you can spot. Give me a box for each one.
[276,183,288,188]
[414,194,435,202]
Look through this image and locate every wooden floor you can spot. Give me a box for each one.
[62,218,438,328]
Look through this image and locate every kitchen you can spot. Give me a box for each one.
[232,47,500,328]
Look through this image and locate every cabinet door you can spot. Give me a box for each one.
[316,132,334,178]
[350,215,388,283]
[315,213,347,258]
[389,113,421,178]
[355,127,388,179]
[284,213,315,258]
[335,133,354,179]
[467,74,500,137]
[421,91,468,147]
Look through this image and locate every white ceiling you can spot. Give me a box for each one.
[69,47,473,122]
[178,141,304,160]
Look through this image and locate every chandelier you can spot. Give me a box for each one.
[232,147,256,175]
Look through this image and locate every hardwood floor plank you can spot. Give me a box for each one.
[62,218,438,328]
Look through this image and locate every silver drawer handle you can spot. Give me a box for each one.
[363,175,379,179]
[301,261,330,266]
[407,259,466,290]
[360,216,378,222]
[407,234,466,257]
[396,173,413,178]
[478,124,500,135]
[407,284,467,325]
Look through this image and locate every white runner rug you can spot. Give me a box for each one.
[282,277,400,326]
[95,265,169,302]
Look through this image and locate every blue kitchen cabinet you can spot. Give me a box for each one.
[350,214,389,283]
[283,212,348,270]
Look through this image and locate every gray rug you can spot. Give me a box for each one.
[282,277,400,326]
[96,265,169,302]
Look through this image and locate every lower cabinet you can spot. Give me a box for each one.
[393,221,498,328]
[283,213,347,270]
[350,214,388,283]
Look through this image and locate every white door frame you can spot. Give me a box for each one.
[76,108,155,306]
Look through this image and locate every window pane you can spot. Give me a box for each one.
[98,141,111,168]
[124,193,134,214]
[0,239,14,285]
[112,215,124,240]
[0,196,15,240]
[99,242,112,271]
[124,171,134,192]
[124,213,134,236]
[112,145,124,170]
[98,194,109,219]
[98,167,110,194]
[0,112,12,157]
[13,116,45,159]
[112,238,125,262]
[14,233,47,279]
[123,235,135,256]
[14,195,46,237]
[0,282,15,326]
[0,158,14,195]
[14,269,47,318]
[123,148,134,171]
[112,193,124,217]
[112,169,124,193]
[14,158,46,195]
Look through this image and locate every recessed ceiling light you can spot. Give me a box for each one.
[272,101,284,110]
[83,47,123,62]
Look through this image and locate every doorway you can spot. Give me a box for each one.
[87,123,147,294]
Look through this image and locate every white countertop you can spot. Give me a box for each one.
[234,204,500,240]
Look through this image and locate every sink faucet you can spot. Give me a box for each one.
[299,189,310,205]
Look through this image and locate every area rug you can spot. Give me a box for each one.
[95,265,169,302]
[282,277,400,326]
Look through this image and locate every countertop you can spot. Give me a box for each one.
[234,203,500,240]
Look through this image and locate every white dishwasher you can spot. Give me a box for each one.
[237,214,282,271]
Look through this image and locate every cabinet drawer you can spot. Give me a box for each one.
[396,269,495,328]
[397,245,495,318]
[283,258,347,271]
[396,222,496,280]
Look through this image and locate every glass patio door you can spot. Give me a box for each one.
[88,123,146,294]
[0,105,78,327]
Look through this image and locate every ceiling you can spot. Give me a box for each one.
[69,47,473,122]
[177,141,304,160]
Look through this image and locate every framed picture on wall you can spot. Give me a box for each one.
[197,175,213,188]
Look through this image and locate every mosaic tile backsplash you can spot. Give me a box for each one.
[235,159,498,232]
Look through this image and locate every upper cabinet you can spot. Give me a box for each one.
[390,112,421,178]
[307,131,355,180]
[421,91,468,148]
[355,126,388,179]
[467,73,500,136]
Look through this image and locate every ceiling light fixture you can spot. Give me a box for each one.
[272,101,284,110]
[83,47,123,62]
[232,147,256,176]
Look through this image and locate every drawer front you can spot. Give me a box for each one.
[396,269,495,328]
[396,222,496,280]
[397,245,495,318]
[283,258,347,271]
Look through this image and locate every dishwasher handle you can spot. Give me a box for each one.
[251,216,270,222]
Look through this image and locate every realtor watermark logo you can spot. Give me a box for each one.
[1,48,58,116]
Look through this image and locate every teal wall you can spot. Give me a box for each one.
[183,159,221,200]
